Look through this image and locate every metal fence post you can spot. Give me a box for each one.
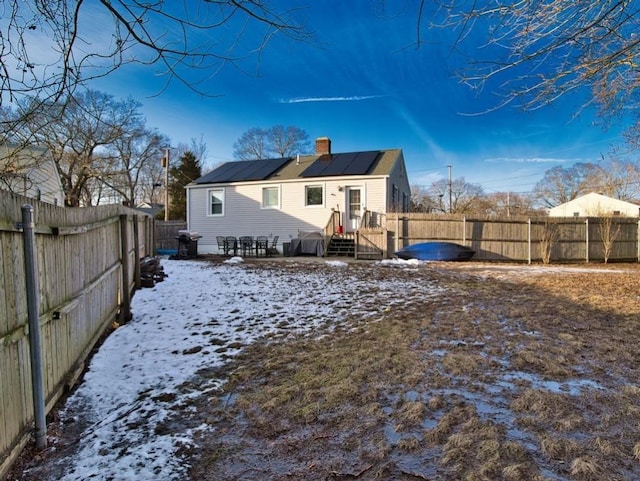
[21,204,47,450]
[119,214,132,324]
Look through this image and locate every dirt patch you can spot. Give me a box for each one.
[176,261,640,480]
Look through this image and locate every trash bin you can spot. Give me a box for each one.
[175,230,202,259]
[282,242,290,257]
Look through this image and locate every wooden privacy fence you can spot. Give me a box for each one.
[155,220,187,252]
[0,191,153,478]
[385,213,640,262]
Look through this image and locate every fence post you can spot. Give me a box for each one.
[21,205,47,450]
[637,219,640,263]
[149,216,155,257]
[395,214,400,250]
[133,215,141,290]
[585,218,589,263]
[527,219,532,264]
[462,216,466,244]
[354,231,359,260]
[119,214,132,324]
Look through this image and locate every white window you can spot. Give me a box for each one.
[262,186,280,209]
[208,189,224,216]
[305,185,324,206]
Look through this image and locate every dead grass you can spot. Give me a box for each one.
[540,435,582,460]
[570,456,603,479]
[79,261,640,481]
[164,261,640,481]
[186,262,640,480]
[633,442,640,461]
[10,261,640,481]
[511,388,574,421]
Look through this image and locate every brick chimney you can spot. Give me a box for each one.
[315,137,331,155]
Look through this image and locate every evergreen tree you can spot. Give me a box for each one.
[168,151,201,220]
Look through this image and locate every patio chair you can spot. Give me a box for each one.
[255,236,269,257]
[216,236,226,254]
[224,236,238,256]
[239,236,254,256]
[267,235,279,256]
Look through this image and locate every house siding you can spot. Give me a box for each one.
[187,147,410,254]
[188,175,390,254]
[28,158,65,205]
[387,152,411,212]
[0,145,65,205]
[549,193,640,218]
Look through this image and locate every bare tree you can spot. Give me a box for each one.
[426,1,640,119]
[428,177,484,214]
[101,130,170,206]
[1,1,309,112]
[586,205,624,264]
[478,192,541,217]
[233,125,310,160]
[268,125,310,157]
[9,89,151,206]
[533,163,604,208]
[539,220,560,264]
[233,128,269,160]
[410,184,440,212]
[598,214,622,264]
[604,149,640,201]
[175,136,209,170]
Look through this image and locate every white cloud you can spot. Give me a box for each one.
[278,95,384,104]
[483,157,578,164]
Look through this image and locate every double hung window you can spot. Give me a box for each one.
[305,185,323,206]
[208,189,224,216]
[262,186,280,209]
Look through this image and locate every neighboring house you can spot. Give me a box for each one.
[135,202,165,218]
[186,137,411,254]
[549,192,640,218]
[0,144,65,206]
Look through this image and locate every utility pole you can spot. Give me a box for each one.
[447,165,452,214]
[162,148,170,221]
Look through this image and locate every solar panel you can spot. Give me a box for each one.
[342,151,381,176]
[299,154,333,177]
[195,157,291,184]
[300,151,381,177]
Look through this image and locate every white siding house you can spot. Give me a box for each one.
[549,192,640,218]
[186,137,411,254]
[0,144,65,205]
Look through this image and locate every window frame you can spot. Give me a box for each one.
[207,188,225,216]
[305,184,325,207]
[261,185,281,209]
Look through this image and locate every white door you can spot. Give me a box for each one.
[346,187,362,232]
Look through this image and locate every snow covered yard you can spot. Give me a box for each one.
[12,257,442,480]
[10,258,640,481]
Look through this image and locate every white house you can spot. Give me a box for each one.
[0,144,65,206]
[549,192,640,218]
[186,137,411,254]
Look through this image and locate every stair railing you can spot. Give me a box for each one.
[323,210,341,255]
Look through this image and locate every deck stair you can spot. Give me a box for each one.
[325,233,384,260]
[326,235,355,257]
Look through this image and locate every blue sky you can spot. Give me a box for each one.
[91,1,626,194]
